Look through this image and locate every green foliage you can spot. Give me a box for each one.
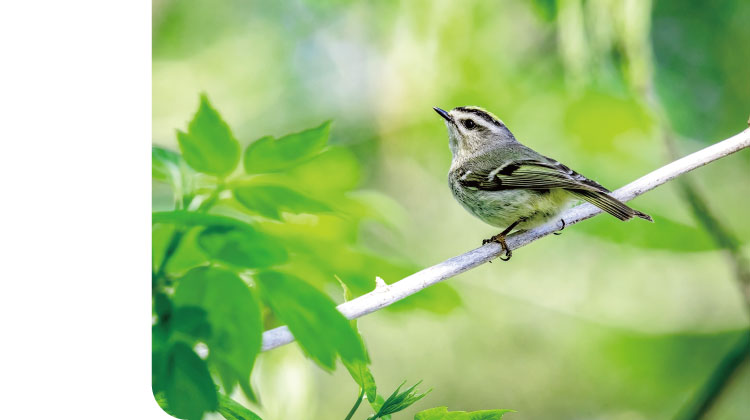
[177,94,240,176]
[153,1,750,418]
[233,184,332,220]
[415,407,514,420]
[197,226,288,269]
[368,381,431,420]
[256,271,368,370]
[162,343,219,420]
[153,211,288,269]
[218,394,264,420]
[153,95,507,420]
[173,267,263,400]
[243,121,330,174]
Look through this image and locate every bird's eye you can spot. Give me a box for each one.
[463,119,476,129]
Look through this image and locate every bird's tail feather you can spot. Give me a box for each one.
[570,190,653,222]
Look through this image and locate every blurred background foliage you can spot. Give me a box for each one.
[153,0,750,419]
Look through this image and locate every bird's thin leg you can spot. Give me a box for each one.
[483,219,522,261]
[553,218,566,235]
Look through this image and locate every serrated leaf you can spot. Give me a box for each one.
[233,185,332,220]
[415,407,514,420]
[163,342,218,420]
[177,94,240,176]
[243,121,330,174]
[174,267,263,399]
[218,393,263,420]
[255,271,368,370]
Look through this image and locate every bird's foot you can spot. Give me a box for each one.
[553,219,566,236]
[483,233,512,261]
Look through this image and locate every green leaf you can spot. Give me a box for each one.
[197,225,287,268]
[152,211,288,269]
[415,407,514,420]
[153,210,253,229]
[218,393,263,420]
[255,271,368,370]
[233,184,332,220]
[345,359,377,404]
[337,275,377,403]
[243,121,330,174]
[177,94,240,176]
[170,306,212,341]
[174,267,263,399]
[163,342,218,420]
[370,380,430,419]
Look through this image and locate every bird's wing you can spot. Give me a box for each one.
[456,150,652,222]
[457,153,608,193]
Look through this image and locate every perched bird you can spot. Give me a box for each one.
[434,106,652,261]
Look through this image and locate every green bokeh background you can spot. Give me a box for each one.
[153,0,750,418]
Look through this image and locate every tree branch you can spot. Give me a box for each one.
[262,128,750,351]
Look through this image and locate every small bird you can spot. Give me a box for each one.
[434,106,652,261]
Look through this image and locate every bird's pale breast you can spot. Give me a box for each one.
[449,174,572,230]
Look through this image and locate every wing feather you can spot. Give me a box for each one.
[456,154,652,222]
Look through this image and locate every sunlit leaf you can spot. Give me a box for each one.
[244,121,330,174]
[218,393,264,420]
[177,94,240,176]
[286,146,361,194]
[255,271,368,370]
[174,267,263,399]
[233,184,332,220]
[415,407,514,420]
[163,342,218,420]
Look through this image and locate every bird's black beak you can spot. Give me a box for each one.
[433,107,452,122]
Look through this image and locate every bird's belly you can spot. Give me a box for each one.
[451,184,572,230]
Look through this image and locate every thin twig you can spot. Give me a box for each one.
[262,128,750,351]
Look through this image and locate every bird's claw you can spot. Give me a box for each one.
[483,233,512,261]
[553,219,566,236]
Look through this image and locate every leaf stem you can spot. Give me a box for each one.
[344,388,365,420]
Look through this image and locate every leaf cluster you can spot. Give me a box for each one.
[152,95,511,420]
[153,95,377,419]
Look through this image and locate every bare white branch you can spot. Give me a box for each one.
[262,128,750,351]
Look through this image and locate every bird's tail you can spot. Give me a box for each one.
[570,190,653,222]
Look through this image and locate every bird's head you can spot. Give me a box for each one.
[434,106,517,159]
